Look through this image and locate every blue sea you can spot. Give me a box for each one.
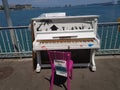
[0,5,120,26]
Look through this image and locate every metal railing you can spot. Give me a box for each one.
[0,26,32,58]
[0,22,120,58]
[97,22,120,55]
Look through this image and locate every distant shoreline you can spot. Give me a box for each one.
[0,3,120,11]
[0,4,32,11]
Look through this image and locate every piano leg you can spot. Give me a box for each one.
[36,51,41,73]
[90,49,96,72]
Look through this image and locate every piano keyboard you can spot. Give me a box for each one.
[33,38,99,50]
[37,38,94,43]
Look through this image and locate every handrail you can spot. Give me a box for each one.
[98,22,120,26]
[0,26,29,30]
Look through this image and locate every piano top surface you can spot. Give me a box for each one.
[32,15,99,21]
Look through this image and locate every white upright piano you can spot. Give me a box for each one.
[31,12,100,72]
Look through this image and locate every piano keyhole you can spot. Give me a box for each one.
[75,26,78,29]
[82,25,84,29]
[46,29,48,31]
[71,27,74,30]
[79,27,81,30]
[62,27,65,30]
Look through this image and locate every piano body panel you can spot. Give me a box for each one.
[31,12,100,72]
[40,49,91,64]
[31,20,37,70]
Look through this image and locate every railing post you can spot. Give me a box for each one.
[2,0,18,52]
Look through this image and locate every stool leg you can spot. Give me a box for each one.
[67,77,70,90]
[50,70,54,90]
[70,69,73,79]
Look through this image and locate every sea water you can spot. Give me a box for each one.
[0,5,120,26]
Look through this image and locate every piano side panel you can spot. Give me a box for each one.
[31,20,37,70]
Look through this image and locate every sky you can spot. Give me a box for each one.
[0,0,116,7]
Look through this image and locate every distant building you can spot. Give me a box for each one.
[64,4,72,7]
[112,0,120,4]
[15,4,32,10]
[0,4,32,10]
[23,4,32,9]
[15,4,24,9]
[0,5,3,10]
[118,0,120,4]
[9,5,16,9]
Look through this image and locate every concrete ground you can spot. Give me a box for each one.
[0,55,120,90]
